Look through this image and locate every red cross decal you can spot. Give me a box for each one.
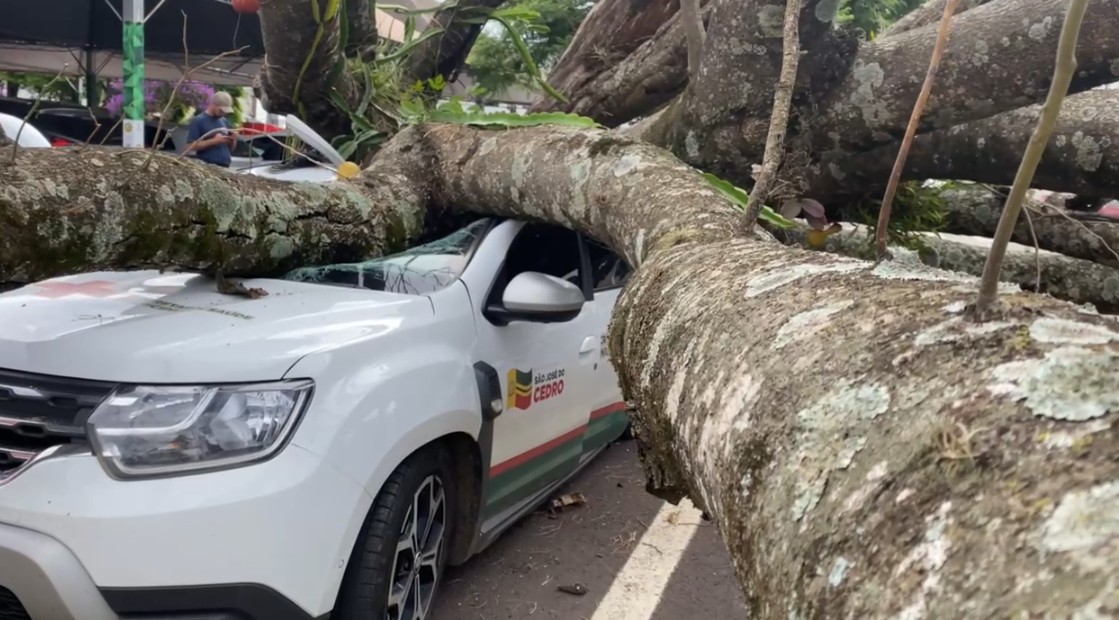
[33,280,121,298]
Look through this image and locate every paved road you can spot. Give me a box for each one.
[433,440,748,620]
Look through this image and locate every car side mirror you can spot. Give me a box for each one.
[486,272,585,325]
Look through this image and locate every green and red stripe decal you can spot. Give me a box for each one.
[483,402,629,517]
[489,401,628,477]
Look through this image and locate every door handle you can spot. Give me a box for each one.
[579,336,598,354]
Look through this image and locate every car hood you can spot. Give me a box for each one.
[0,271,433,383]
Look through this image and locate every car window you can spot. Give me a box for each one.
[487,223,585,306]
[281,218,489,295]
[585,238,631,291]
[504,224,584,285]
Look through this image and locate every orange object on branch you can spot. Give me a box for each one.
[231,0,259,14]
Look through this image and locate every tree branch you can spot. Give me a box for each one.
[680,0,706,79]
[528,0,685,119]
[939,185,1119,268]
[874,0,959,258]
[256,0,361,138]
[809,89,1119,201]
[783,224,1119,312]
[813,0,1119,158]
[975,0,1089,312]
[741,0,803,232]
[345,0,378,62]
[403,0,506,86]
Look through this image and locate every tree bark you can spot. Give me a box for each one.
[939,185,1119,268]
[811,0,1119,158]
[783,224,1119,312]
[0,145,429,285]
[813,89,1119,200]
[257,0,362,138]
[530,3,709,126]
[403,0,507,85]
[345,0,379,62]
[529,0,682,115]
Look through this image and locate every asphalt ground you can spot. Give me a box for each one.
[432,440,748,620]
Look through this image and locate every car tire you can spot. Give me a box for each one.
[333,444,457,620]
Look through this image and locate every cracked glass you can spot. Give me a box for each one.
[282,219,489,295]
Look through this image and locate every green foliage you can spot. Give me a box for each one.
[0,71,82,103]
[426,98,598,127]
[835,0,925,39]
[465,0,593,98]
[701,173,796,230]
[322,0,587,162]
[851,181,952,251]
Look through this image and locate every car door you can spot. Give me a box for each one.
[581,236,633,454]
[472,221,599,526]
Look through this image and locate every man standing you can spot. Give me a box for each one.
[185,92,237,168]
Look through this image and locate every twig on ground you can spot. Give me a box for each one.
[974,0,1094,314]
[740,0,801,233]
[874,0,960,259]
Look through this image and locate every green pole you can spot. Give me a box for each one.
[122,0,145,148]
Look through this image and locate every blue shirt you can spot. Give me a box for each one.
[186,112,232,167]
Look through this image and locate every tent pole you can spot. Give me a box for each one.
[122,0,145,148]
[84,47,98,107]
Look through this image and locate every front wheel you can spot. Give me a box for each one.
[334,445,455,620]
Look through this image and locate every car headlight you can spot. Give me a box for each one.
[87,379,313,478]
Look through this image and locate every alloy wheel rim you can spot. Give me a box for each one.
[386,474,446,620]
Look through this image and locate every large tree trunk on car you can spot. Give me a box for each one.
[5,124,1119,619]
[5,0,1119,615]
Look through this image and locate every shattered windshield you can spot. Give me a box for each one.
[282,219,490,295]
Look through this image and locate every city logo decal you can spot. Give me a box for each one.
[507,368,533,410]
[506,367,566,410]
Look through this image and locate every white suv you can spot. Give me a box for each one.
[0,217,632,620]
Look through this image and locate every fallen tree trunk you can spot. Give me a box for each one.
[810,89,1119,200]
[4,125,1119,617]
[781,224,1119,312]
[0,144,430,284]
[938,185,1119,268]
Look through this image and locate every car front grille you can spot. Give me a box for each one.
[0,369,116,481]
[0,585,30,620]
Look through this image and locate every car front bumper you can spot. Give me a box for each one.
[0,445,371,620]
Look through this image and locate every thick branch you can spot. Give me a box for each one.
[0,146,429,284]
[680,0,705,79]
[784,225,1119,312]
[404,0,506,85]
[814,89,1119,200]
[345,0,379,62]
[539,12,694,126]
[813,0,1119,157]
[257,0,361,138]
[528,0,684,121]
[940,185,1119,268]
